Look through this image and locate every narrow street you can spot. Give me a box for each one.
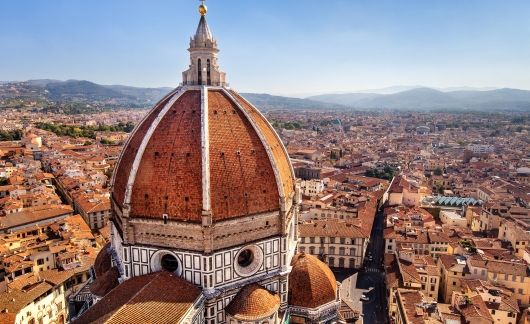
[356,207,388,324]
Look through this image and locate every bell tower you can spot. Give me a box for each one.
[182,1,226,86]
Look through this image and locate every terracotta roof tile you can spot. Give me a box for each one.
[75,271,201,324]
[289,253,337,308]
[231,91,295,200]
[113,88,294,223]
[129,90,203,221]
[225,284,280,321]
[299,220,367,238]
[89,266,120,297]
[112,93,174,207]
[208,90,279,219]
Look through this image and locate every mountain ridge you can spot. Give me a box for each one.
[2,79,530,111]
[308,87,530,111]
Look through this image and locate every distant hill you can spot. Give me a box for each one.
[359,87,461,109]
[0,79,344,111]
[3,79,530,112]
[26,79,61,87]
[105,85,173,103]
[45,80,128,101]
[240,93,346,110]
[308,93,382,106]
[1,79,175,107]
[308,87,530,111]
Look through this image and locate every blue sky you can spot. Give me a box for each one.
[1,0,529,96]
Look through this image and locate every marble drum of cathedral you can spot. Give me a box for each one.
[74,3,341,324]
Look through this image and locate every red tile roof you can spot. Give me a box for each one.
[112,88,294,223]
[289,253,337,309]
[225,284,280,321]
[75,271,201,324]
[299,220,367,238]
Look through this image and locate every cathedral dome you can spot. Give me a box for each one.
[108,1,297,254]
[288,253,337,308]
[111,88,294,223]
[225,284,280,321]
[74,4,303,323]
[110,1,295,226]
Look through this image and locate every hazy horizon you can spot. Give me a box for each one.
[1,0,530,96]
[2,78,518,98]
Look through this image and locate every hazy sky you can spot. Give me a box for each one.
[1,0,529,96]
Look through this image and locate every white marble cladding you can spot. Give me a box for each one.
[117,234,284,289]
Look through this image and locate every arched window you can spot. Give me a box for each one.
[207,59,211,85]
[329,257,335,266]
[338,257,345,267]
[197,58,202,85]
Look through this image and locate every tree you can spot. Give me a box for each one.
[0,129,23,141]
[100,138,115,145]
[365,166,395,181]
[433,168,443,176]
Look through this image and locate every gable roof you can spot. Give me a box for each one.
[75,271,202,324]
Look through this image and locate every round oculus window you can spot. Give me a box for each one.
[161,253,179,272]
[237,249,254,267]
[150,250,182,275]
[234,245,263,277]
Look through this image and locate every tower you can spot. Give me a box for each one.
[182,2,226,86]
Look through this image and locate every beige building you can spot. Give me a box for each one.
[515,167,530,184]
[455,279,519,324]
[396,249,440,300]
[439,253,530,306]
[427,231,453,259]
[439,210,467,228]
[385,250,441,321]
[0,276,68,324]
[388,175,431,207]
[303,206,357,222]
[498,218,530,258]
[384,228,430,256]
[466,256,530,306]
[299,220,368,269]
[438,254,469,303]
[74,195,111,230]
[300,179,325,197]
[394,289,441,324]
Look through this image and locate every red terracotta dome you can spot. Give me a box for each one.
[93,243,112,277]
[289,253,337,308]
[90,243,119,297]
[111,87,294,223]
[225,283,280,321]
